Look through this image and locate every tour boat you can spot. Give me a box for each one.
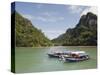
[61,53,89,62]
[48,51,89,62]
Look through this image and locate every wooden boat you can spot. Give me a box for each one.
[62,54,89,62]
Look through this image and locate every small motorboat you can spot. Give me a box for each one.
[61,54,89,62]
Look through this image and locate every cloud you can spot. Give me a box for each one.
[22,12,65,22]
[68,5,83,14]
[22,14,33,20]
[22,14,46,21]
[41,12,58,17]
[32,16,64,22]
[41,12,52,17]
[81,6,98,16]
[42,30,65,40]
[43,30,64,33]
[35,16,47,22]
[38,12,65,22]
[36,4,43,8]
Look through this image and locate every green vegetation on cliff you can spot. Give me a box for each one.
[52,12,97,46]
[12,12,52,47]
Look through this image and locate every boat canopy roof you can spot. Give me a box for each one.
[71,51,85,54]
[48,50,86,55]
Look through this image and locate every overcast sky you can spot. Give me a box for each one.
[15,2,97,40]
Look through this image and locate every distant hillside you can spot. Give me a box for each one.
[12,12,52,47]
[52,12,97,46]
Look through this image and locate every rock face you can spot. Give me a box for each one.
[12,12,52,47]
[52,12,97,46]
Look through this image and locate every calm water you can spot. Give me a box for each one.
[15,46,97,73]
